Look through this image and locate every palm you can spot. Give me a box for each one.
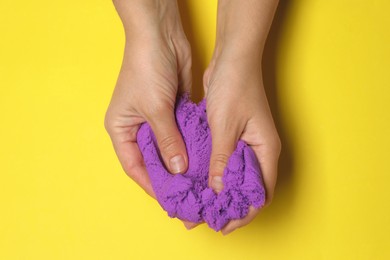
[105,37,197,229]
[203,60,281,234]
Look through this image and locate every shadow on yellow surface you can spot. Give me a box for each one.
[178,1,207,102]
[258,0,297,226]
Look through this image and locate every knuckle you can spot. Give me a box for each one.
[122,163,137,179]
[159,135,180,154]
[123,167,138,182]
[145,100,172,119]
[271,135,282,154]
[119,156,143,180]
[211,153,230,173]
[104,109,114,134]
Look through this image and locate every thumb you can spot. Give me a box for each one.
[208,125,241,193]
[148,111,188,174]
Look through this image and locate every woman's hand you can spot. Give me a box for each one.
[205,53,281,235]
[205,0,281,235]
[105,0,197,229]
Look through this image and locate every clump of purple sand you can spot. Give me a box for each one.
[136,94,266,231]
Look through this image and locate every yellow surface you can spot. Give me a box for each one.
[1,0,389,259]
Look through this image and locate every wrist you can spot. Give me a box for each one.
[213,37,264,66]
[214,0,279,61]
[113,0,183,42]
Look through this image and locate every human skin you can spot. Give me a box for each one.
[104,0,197,229]
[105,0,281,234]
[205,0,281,235]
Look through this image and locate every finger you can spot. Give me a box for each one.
[148,112,188,174]
[221,206,260,236]
[107,125,156,198]
[208,122,242,193]
[182,220,203,230]
[251,144,281,206]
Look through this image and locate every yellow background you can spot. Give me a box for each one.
[1,0,389,259]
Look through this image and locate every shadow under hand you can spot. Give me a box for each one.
[251,0,297,229]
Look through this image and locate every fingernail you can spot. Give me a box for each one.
[211,176,224,193]
[170,154,185,174]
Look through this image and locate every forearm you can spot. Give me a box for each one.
[112,0,182,41]
[215,0,279,60]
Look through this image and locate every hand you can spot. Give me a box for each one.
[105,0,197,229]
[205,53,281,235]
[205,0,281,235]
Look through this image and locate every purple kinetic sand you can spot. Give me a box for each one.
[136,94,266,231]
